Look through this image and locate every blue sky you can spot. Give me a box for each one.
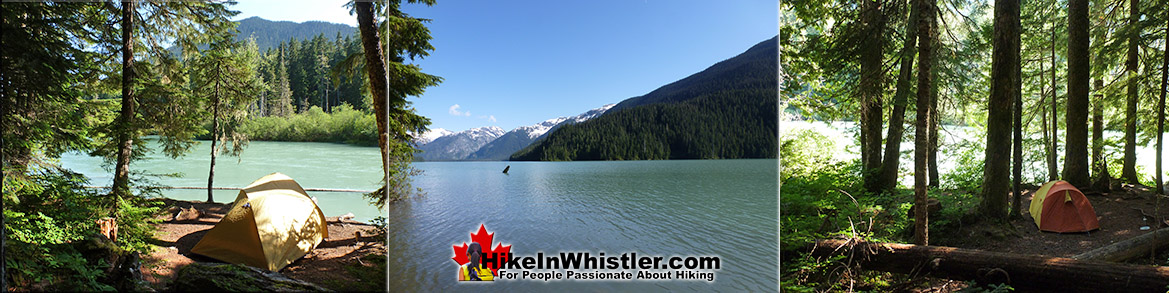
[231,0,776,132]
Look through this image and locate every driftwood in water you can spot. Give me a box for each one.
[1074,228,1169,262]
[807,239,1169,292]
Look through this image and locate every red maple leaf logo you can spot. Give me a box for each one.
[451,224,512,275]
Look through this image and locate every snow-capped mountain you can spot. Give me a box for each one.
[415,126,506,161]
[413,128,454,144]
[517,104,615,139]
[414,104,615,161]
[465,104,616,160]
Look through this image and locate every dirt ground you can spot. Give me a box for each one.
[140,198,385,291]
[914,185,1169,292]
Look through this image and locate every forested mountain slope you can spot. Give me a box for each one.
[511,37,777,161]
[235,17,355,52]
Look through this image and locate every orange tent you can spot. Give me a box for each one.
[1029,180,1100,233]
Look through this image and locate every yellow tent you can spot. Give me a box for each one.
[191,173,329,271]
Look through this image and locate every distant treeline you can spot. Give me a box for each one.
[200,104,378,146]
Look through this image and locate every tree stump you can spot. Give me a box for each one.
[96,217,117,243]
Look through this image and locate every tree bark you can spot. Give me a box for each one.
[207,67,220,204]
[1092,79,1110,192]
[914,0,934,246]
[1123,0,1142,184]
[981,0,1019,219]
[112,0,135,199]
[1064,0,1091,188]
[1074,228,1169,263]
[806,239,1169,292]
[877,1,921,193]
[860,0,887,192]
[355,2,390,179]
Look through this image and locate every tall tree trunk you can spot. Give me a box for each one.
[928,57,940,188]
[860,0,887,192]
[1042,60,1053,182]
[1050,13,1060,181]
[914,0,935,246]
[1064,0,1091,188]
[1155,5,1169,262]
[1092,79,1110,191]
[1158,3,1169,196]
[878,0,921,193]
[1012,53,1023,218]
[982,0,1019,219]
[1155,5,1169,260]
[355,2,390,181]
[112,0,135,200]
[207,68,220,204]
[1122,0,1142,183]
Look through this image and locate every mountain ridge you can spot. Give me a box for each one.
[510,36,778,161]
[413,104,616,161]
[414,126,506,161]
[464,104,615,161]
[234,16,357,52]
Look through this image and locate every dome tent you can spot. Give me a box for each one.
[191,173,329,271]
[1029,180,1100,233]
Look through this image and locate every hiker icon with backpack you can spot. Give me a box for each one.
[458,242,495,281]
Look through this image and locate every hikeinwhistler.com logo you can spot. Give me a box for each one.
[452,224,720,282]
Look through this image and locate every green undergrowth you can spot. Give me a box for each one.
[781,129,987,291]
[3,168,163,291]
[202,104,378,146]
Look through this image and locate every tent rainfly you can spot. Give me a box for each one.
[1029,180,1100,233]
[191,173,329,271]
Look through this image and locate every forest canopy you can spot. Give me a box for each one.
[782,0,1169,290]
[1,1,437,290]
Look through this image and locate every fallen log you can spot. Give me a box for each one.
[1074,228,1169,262]
[807,239,1169,292]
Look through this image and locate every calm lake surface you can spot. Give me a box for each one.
[61,140,386,222]
[61,140,779,291]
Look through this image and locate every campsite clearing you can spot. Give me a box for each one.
[958,187,1169,258]
[902,186,1169,292]
[141,198,384,291]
